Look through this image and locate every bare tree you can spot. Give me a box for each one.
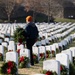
[22,0,43,22]
[0,0,25,22]
[0,0,17,22]
[40,0,65,22]
[0,0,73,22]
[40,0,54,23]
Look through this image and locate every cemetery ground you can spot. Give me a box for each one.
[0,59,43,75]
[0,36,75,75]
[0,57,55,75]
[0,61,43,75]
[18,61,43,75]
[0,44,74,75]
[17,38,75,75]
[0,23,75,75]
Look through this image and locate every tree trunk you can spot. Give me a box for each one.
[48,6,50,24]
[8,14,10,23]
[33,10,35,22]
[48,15,50,24]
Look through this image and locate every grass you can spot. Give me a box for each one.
[18,61,43,75]
[1,17,75,23]
[55,18,75,23]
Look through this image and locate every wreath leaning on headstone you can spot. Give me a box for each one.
[33,54,38,64]
[13,27,26,44]
[19,56,29,68]
[42,70,57,75]
[0,61,17,74]
[60,64,68,75]
[0,53,3,61]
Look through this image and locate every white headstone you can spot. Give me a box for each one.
[69,47,75,57]
[0,45,4,60]
[0,39,2,43]
[33,46,39,61]
[62,50,72,63]
[58,43,62,48]
[64,38,69,44]
[4,38,10,42]
[45,39,49,45]
[33,46,39,54]
[45,45,51,51]
[35,41,41,46]
[39,46,46,53]
[8,45,13,51]
[38,46,46,59]
[58,43,63,51]
[61,41,67,46]
[0,45,4,54]
[20,48,30,58]
[51,45,56,51]
[2,42,8,48]
[17,43,21,50]
[20,44,24,49]
[6,51,18,67]
[56,53,69,69]
[43,59,60,75]
[50,45,56,54]
[0,34,4,38]
[9,41,16,51]
[53,43,59,49]
[41,40,46,46]
[9,41,15,46]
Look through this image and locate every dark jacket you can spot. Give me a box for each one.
[25,22,39,39]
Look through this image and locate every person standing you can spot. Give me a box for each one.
[25,16,39,66]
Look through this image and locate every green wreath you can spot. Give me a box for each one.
[13,27,26,44]
[42,70,57,75]
[19,56,29,68]
[0,53,3,61]
[0,61,17,74]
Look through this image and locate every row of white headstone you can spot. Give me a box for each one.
[0,22,74,62]
[40,46,75,75]
[0,34,74,75]
[0,22,75,75]
[0,32,73,63]
[37,24,75,46]
[33,23,75,75]
[37,22,75,38]
[0,22,73,56]
[0,22,74,39]
[33,42,75,75]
